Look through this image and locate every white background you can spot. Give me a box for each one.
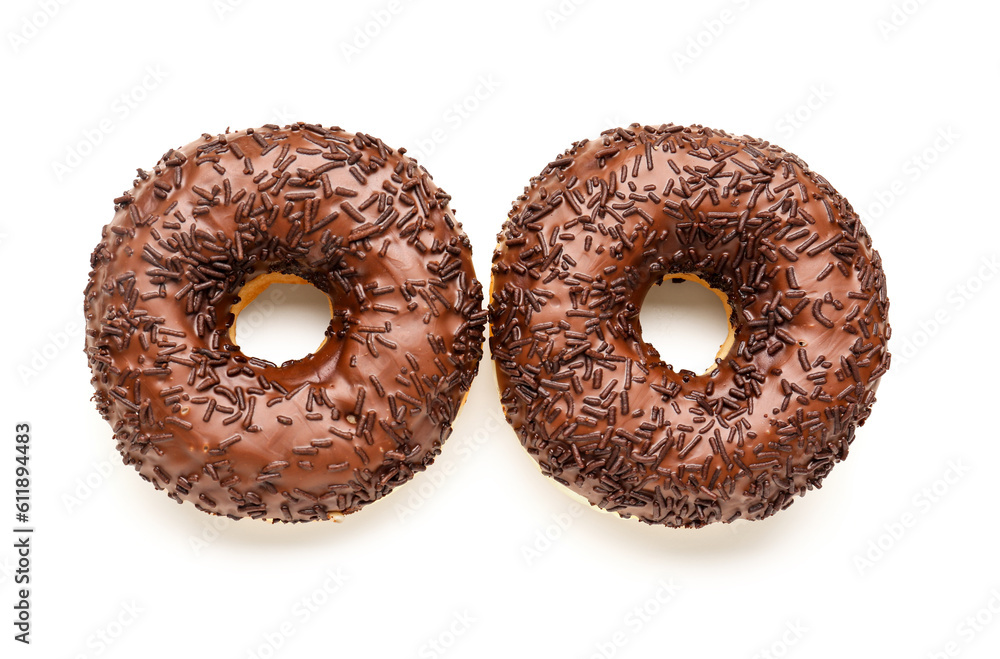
[2,0,998,657]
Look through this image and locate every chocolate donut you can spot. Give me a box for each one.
[489,124,890,527]
[84,123,486,522]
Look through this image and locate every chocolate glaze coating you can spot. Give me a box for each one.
[84,123,485,522]
[489,124,890,528]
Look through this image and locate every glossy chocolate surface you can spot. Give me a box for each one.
[490,124,890,527]
[85,123,485,522]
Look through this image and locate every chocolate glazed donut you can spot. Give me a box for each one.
[489,124,890,528]
[84,123,486,522]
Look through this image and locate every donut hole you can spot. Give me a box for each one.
[639,275,734,375]
[230,274,334,366]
